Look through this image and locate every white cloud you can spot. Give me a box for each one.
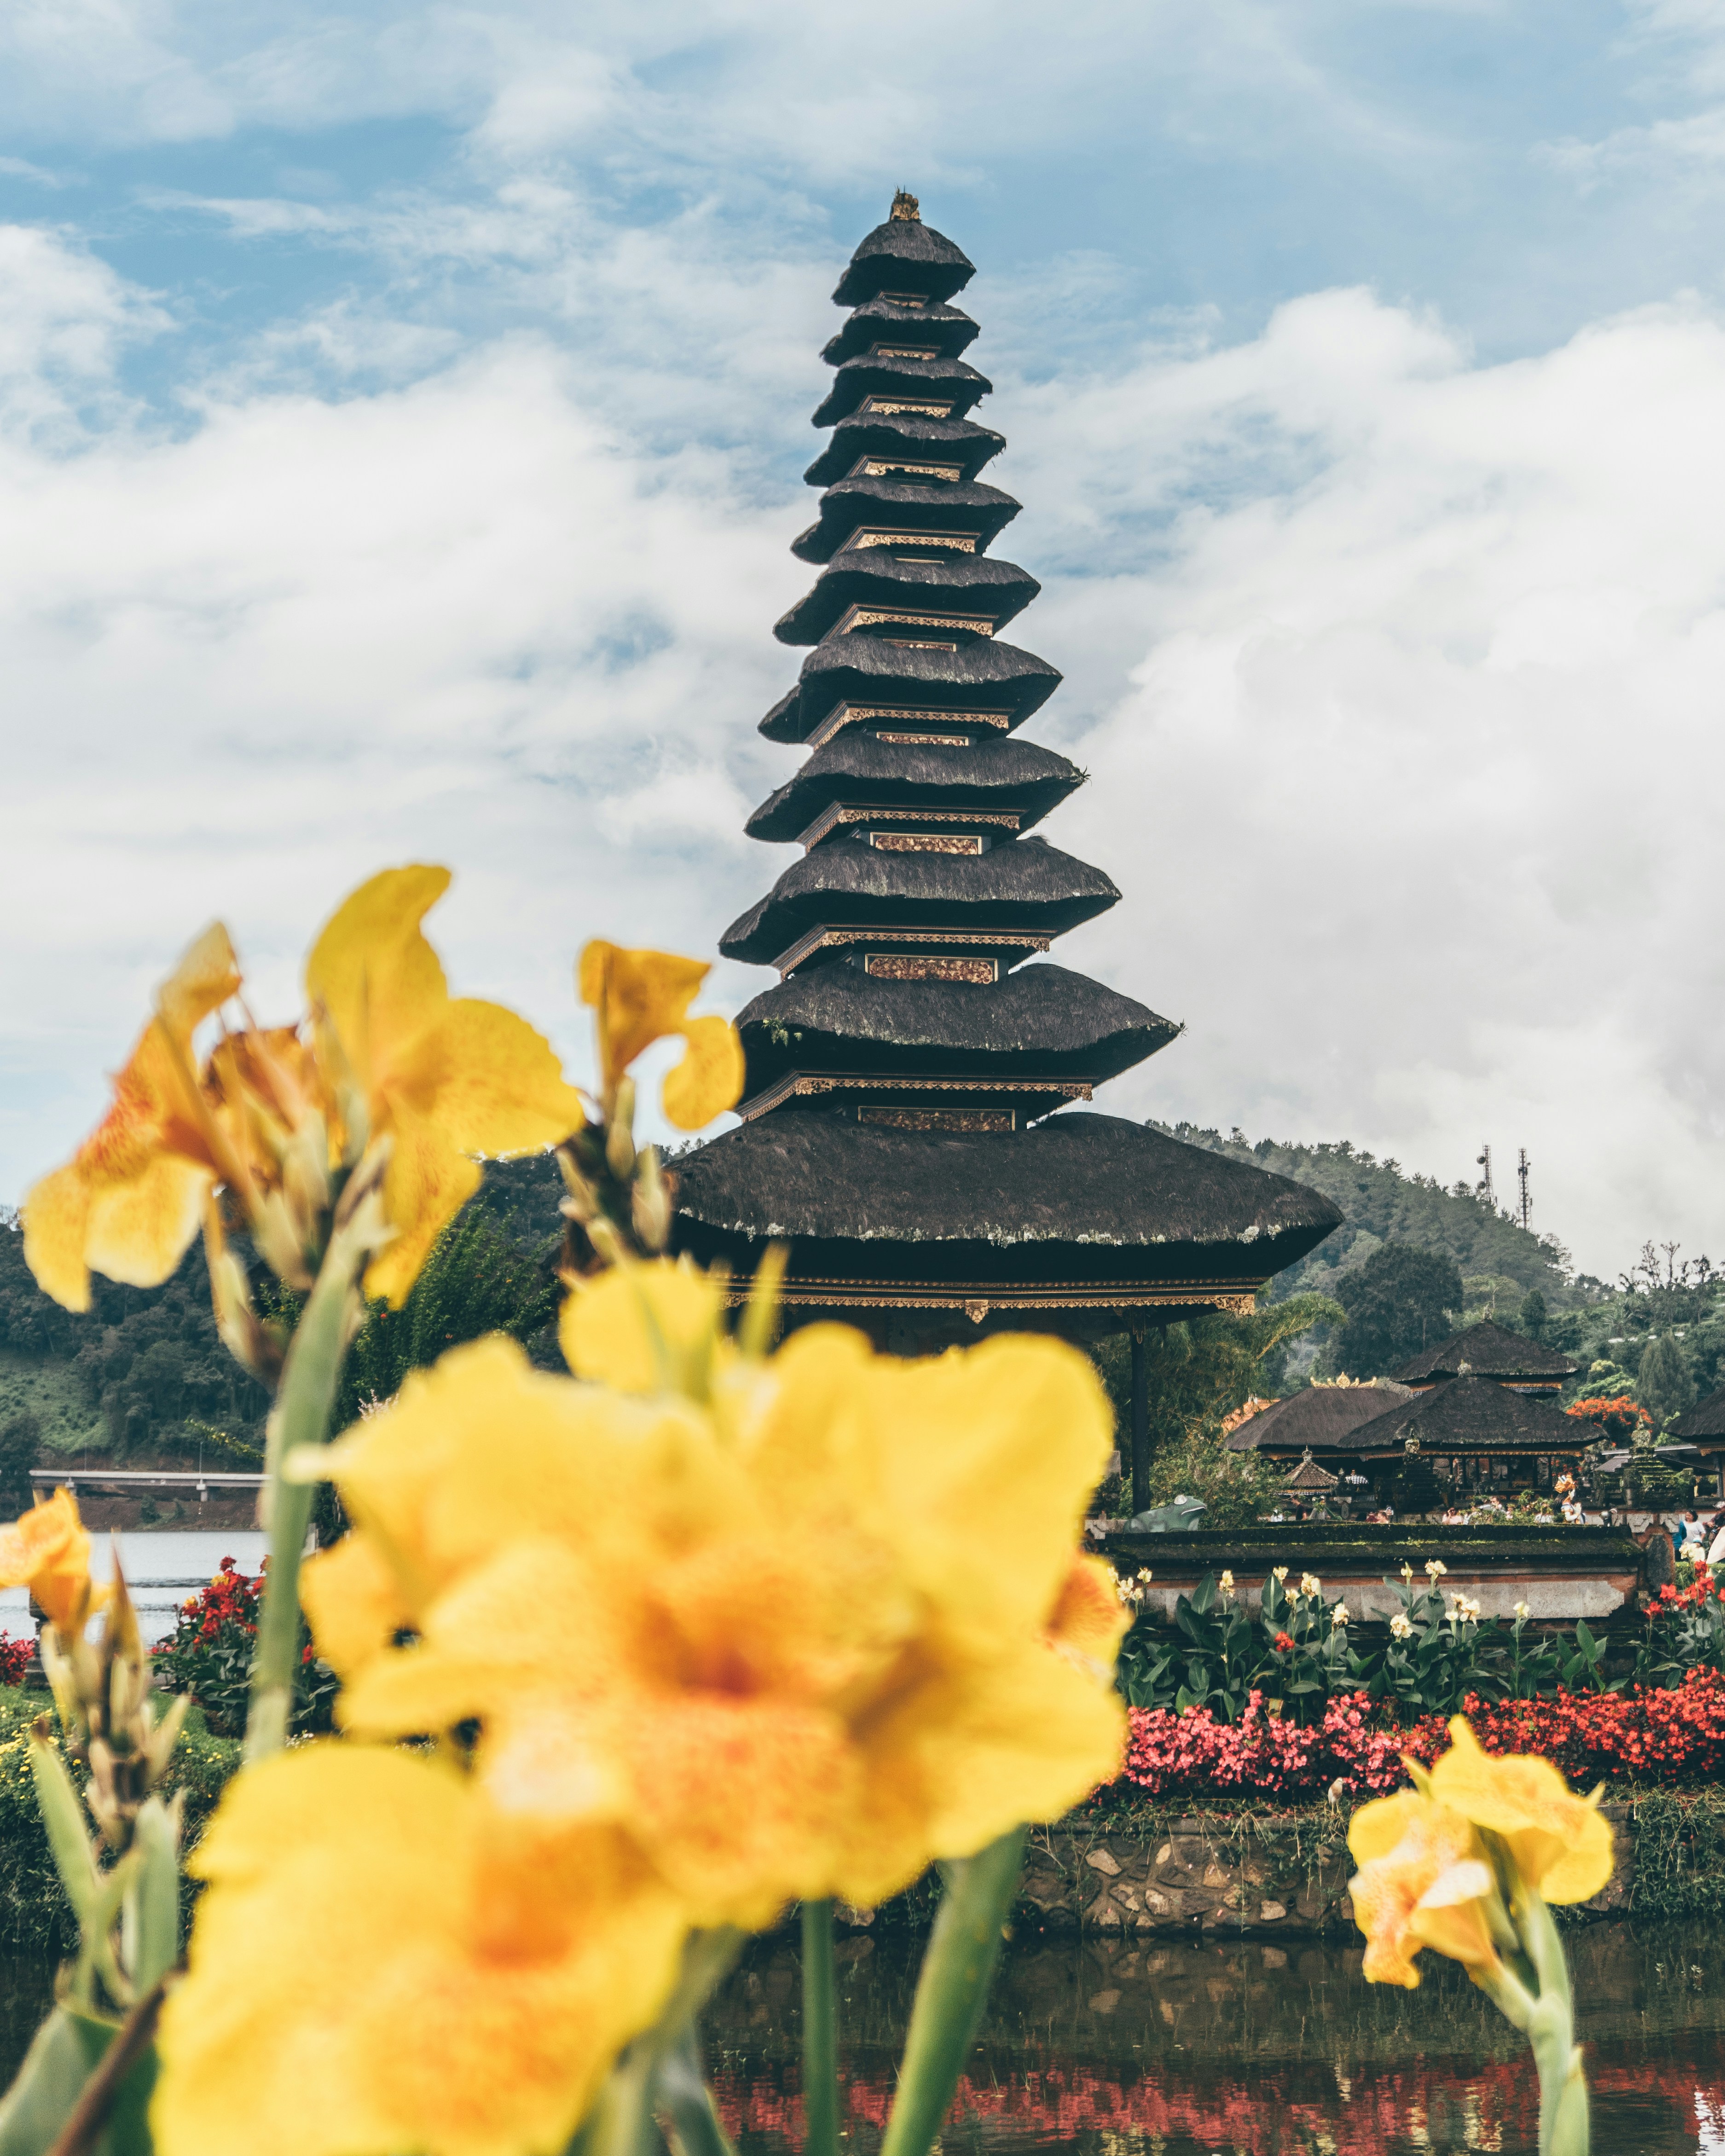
[1021,288,1725,1274]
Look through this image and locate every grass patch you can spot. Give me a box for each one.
[0,1353,104,1456]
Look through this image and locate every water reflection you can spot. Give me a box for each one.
[706,1922,1725,2154]
[0,1923,1716,2149]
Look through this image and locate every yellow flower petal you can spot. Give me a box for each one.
[304,865,453,1096]
[1348,1798,1488,1988]
[307,869,584,1307]
[21,924,239,1311]
[660,1013,745,1131]
[1408,1859,1499,1970]
[298,1532,414,1686]
[1348,1789,1428,1867]
[428,999,587,1156]
[558,1258,729,1394]
[0,1490,96,1633]
[1429,1717,1615,1904]
[579,942,707,1089]
[153,1744,689,2156]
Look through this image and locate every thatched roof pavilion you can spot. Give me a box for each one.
[1227,1380,1416,1457]
[672,193,1339,1412]
[1391,1318,1577,1393]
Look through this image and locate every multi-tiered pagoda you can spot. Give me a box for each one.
[674,194,1340,1359]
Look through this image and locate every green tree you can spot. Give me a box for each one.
[1638,1333,1696,1431]
[1331,1243,1464,1377]
[0,1414,40,1512]
[334,1206,561,1429]
[1520,1287,1548,1341]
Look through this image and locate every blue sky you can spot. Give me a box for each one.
[5,0,1725,1276]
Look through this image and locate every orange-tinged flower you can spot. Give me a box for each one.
[23,925,241,1312]
[1428,1715,1615,1904]
[307,867,587,1304]
[152,1744,690,2156]
[303,1314,1124,1931]
[0,1489,101,1634]
[578,941,743,1131]
[1347,1790,1498,1988]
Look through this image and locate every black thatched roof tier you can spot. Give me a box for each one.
[811,354,992,429]
[833,217,974,308]
[1226,1381,1417,1454]
[1392,1319,1578,1387]
[719,836,1120,965]
[773,551,1039,647]
[805,413,1005,489]
[1339,1376,1590,1457]
[745,734,1083,844]
[758,636,1060,744]
[791,478,1021,565]
[734,964,1177,1092]
[821,299,979,368]
[1670,1386,1725,1443]
[672,1111,1344,1305]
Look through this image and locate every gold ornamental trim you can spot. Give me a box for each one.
[836,605,996,638]
[867,344,940,361]
[806,704,1011,749]
[796,803,1019,851]
[736,1071,1092,1121]
[853,458,963,483]
[772,923,1051,976]
[859,399,954,420]
[843,528,977,554]
[719,1277,1262,1318]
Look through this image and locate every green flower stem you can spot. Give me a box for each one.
[799,1901,839,2156]
[243,1228,363,1765]
[1478,1884,1589,2156]
[1519,1890,1589,2156]
[879,1827,1027,2156]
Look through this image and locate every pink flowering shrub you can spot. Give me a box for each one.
[1118,1669,1725,1802]
[1123,1691,1433,1802]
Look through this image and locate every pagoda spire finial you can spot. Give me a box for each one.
[889,188,921,222]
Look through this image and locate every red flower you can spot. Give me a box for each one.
[1273,1631,1296,1653]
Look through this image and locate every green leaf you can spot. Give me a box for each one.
[130,1802,180,1996]
[0,2008,155,2156]
[27,1743,98,1926]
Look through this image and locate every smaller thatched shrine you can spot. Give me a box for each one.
[1391,1318,1577,1395]
[1339,1374,1590,1498]
[1281,1450,1340,1505]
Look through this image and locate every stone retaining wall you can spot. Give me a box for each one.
[1007,1806,1633,1936]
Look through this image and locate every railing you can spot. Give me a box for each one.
[29,1468,265,1500]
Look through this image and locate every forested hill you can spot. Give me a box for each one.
[1159,1125,1592,1309]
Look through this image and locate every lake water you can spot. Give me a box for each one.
[0,1531,268,1646]
[0,1916,1717,2148]
[704,1919,1725,2154]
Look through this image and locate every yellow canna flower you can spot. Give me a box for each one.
[23,868,586,1316]
[1347,1789,1499,1988]
[578,941,743,1131]
[308,868,587,1305]
[303,1311,1125,1930]
[0,1489,101,1634]
[1349,1721,1614,1991]
[1428,1716,1614,1904]
[23,925,241,1312]
[152,1744,690,2156]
